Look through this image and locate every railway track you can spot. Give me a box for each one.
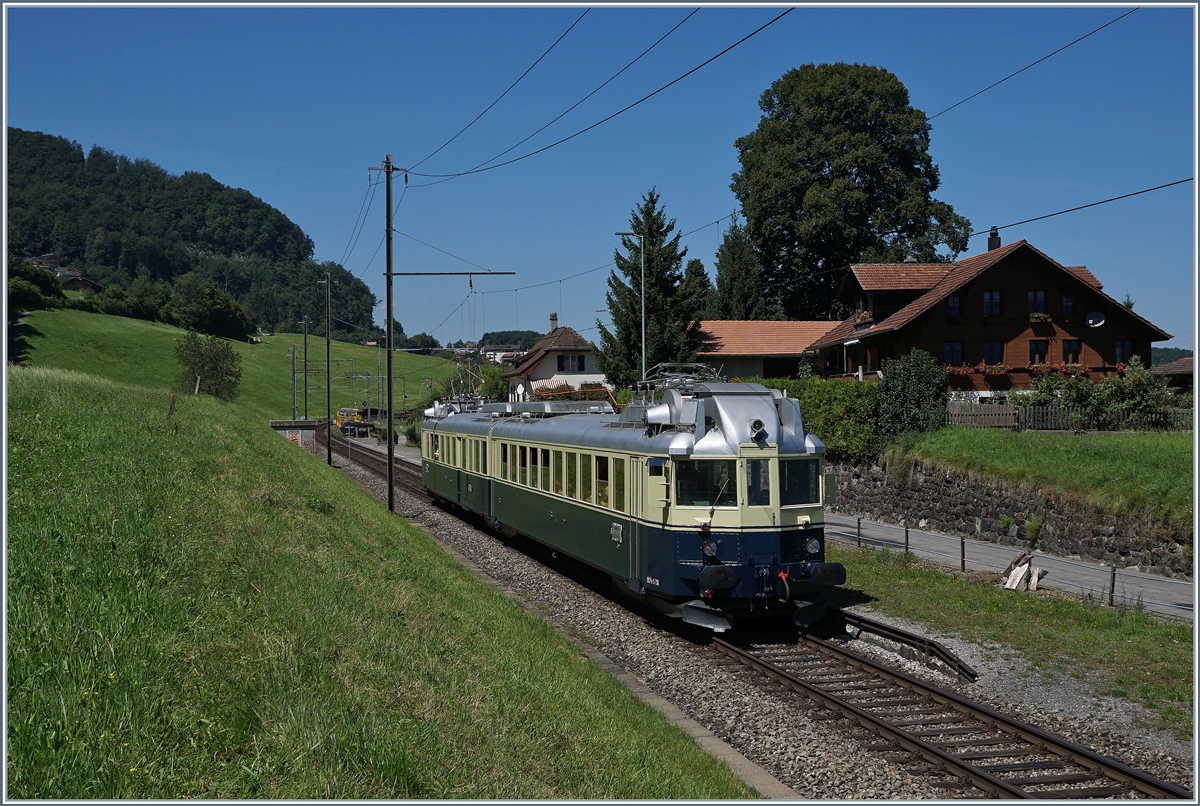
[316,422,1191,800]
[317,425,427,498]
[712,633,1191,799]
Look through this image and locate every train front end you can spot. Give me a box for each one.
[630,376,845,632]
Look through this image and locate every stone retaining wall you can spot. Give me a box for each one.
[828,458,1193,580]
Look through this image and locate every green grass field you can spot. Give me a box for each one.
[908,426,1194,528]
[6,365,752,798]
[830,547,1193,738]
[19,309,457,421]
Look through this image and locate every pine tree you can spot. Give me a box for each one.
[680,258,715,322]
[711,215,782,320]
[595,189,701,389]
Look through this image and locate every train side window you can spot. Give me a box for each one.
[613,459,625,513]
[595,456,609,508]
[566,452,578,498]
[500,444,509,478]
[480,441,487,475]
[519,446,528,486]
[432,434,440,460]
[553,450,563,495]
[541,449,551,492]
[580,453,593,503]
[746,459,771,507]
[510,444,519,483]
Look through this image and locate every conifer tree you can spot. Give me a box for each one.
[711,215,782,320]
[595,189,701,389]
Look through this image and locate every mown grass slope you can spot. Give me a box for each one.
[6,366,753,799]
[908,426,1193,528]
[20,309,456,421]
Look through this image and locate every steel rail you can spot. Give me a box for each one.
[713,634,1192,799]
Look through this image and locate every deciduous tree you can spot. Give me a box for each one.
[731,63,971,319]
[174,330,243,401]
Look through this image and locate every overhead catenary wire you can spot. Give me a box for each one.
[414,8,700,190]
[928,8,1138,121]
[409,8,590,172]
[970,178,1193,236]
[407,8,793,182]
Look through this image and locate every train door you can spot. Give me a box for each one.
[627,458,642,590]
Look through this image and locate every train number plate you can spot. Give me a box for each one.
[610,523,623,545]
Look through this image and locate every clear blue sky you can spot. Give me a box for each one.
[6,4,1196,349]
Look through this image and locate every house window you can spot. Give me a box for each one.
[944,341,964,366]
[1115,340,1134,364]
[983,341,1004,365]
[557,355,585,372]
[1028,290,1046,314]
[1063,339,1081,364]
[983,291,1003,317]
[1029,340,1048,364]
[947,295,962,317]
[1062,294,1075,315]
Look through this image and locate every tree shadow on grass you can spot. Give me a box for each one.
[7,317,42,365]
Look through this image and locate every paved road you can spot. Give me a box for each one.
[824,513,1194,623]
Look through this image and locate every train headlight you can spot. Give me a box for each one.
[702,538,719,558]
[805,537,822,555]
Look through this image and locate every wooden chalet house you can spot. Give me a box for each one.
[501,313,608,401]
[811,234,1171,393]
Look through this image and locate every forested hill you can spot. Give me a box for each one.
[7,127,377,339]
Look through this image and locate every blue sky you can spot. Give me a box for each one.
[5,4,1196,349]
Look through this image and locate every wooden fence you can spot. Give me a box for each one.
[946,403,1193,432]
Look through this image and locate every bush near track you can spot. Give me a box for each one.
[6,366,753,798]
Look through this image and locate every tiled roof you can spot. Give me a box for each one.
[1064,266,1103,290]
[1152,357,1193,376]
[849,263,953,292]
[697,320,834,356]
[812,240,1171,350]
[502,326,592,378]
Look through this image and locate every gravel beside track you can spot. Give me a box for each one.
[331,454,1194,799]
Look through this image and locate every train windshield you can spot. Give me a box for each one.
[675,460,736,507]
[780,459,820,506]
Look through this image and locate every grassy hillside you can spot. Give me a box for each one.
[20,309,456,421]
[908,426,1193,528]
[6,365,752,798]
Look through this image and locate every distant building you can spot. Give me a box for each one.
[480,344,521,363]
[501,313,607,401]
[696,320,834,379]
[1152,356,1193,392]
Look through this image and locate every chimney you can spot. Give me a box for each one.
[988,226,1001,251]
[549,312,558,332]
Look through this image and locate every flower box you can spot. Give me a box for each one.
[1028,312,1052,323]
[855,311,874,325]
[983,365,1010,376]
[945,365,974,377]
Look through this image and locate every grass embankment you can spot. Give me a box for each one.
[830,546,1193,738]
[907,426,1193,529]
[7,366,753,798]
[20,308,456,421]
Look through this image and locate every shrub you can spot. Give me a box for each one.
[174,330,243,401]
[877,349,946,440]
[759,376,882,462]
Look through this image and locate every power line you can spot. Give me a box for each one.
[408,8,794,182]
[339,177,380,266]
[414,9,700,190]
[409,9,590,172]
[341,177,382,267]
[393,229,499,273]
[971,178,1193,236]
[928,8,1138,121]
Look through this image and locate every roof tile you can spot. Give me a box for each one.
[697,320,835,356]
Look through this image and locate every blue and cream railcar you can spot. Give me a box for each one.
[421,381,845,632]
